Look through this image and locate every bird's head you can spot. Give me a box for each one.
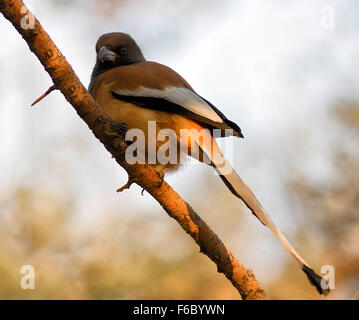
[93,32,145,73]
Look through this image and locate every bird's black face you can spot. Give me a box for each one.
[94,32,145,71]
[89,33,145,92]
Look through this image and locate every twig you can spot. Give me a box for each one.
[31,84,56,106]
[0,0,268,300]
[116,178,134,192]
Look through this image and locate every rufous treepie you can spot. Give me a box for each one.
[89,32,329,295]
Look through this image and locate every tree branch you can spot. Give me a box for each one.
[0,0,268,300]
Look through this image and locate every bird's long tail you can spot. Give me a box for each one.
[192,131,329,295]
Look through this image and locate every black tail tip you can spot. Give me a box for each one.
[302,265,330,296]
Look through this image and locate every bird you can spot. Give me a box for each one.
[89,32,329,295]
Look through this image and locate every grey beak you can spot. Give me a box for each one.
[98,46,117,63]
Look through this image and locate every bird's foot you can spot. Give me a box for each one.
[140,172,164,196]
[105,121,128,139]
[157,175,164,188]
[154,169,165,188]
[105,131,122,139]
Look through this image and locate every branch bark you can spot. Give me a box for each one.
[0,0,268,300]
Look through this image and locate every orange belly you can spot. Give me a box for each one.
[93,81,212,175]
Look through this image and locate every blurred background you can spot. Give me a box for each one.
[0,0,358,299]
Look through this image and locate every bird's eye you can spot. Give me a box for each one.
[119,47,127,55]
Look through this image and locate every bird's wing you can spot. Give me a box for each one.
[103,61,243,137]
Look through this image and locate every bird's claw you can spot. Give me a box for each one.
[105,121,128,139]
[158,176,164,188]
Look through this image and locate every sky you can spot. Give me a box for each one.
[0,0,358,295]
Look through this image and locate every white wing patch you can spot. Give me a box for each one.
[112,86,224,123]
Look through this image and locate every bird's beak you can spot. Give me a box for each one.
[98,46,117,63]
